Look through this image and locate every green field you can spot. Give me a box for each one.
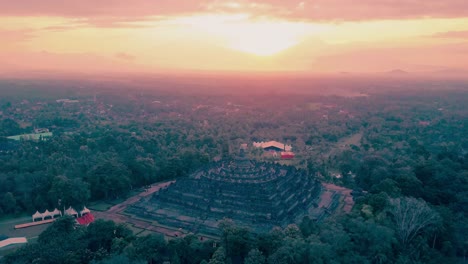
[0,216,52,257]
[88,201,113,212]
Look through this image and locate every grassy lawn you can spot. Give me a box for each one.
[137,230,154,237]
[0,244,22,257]
[0,214,51,258]
[97,189,143,207]
[121,214,154,225]
[88,202,113,212]
[0,214,29,225]
[0,216,30,235]
[108,198,126,206]
[125,224,145,236]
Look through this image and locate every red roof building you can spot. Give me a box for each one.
[281,152,295,159]
[76,213,95,225]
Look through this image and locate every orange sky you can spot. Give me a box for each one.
[1,0,468,75]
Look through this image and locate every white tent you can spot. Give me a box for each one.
[80,206,91,216]
[51,208,62,218]
[43,209,54,220]
[65,206,78,217]
[32,211,43,222]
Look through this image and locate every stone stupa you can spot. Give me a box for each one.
[127,147,323,236]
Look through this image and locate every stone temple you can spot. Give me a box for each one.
[127,149,327,236]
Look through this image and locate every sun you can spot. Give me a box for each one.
[226,22,304,56]
[175,14,312,56]
[229,38,298,56]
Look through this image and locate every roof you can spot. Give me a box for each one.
[32,211,43,218]
[80,206,91,215]
[7,132,52,141]
[51,208,62,215]
[76,213,95,225]
[253,141,292,151]
[65,206,78,216]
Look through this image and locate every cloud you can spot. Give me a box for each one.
[430,30,468,39]
[229,0,468,21]
[0,28,35,42]
[1,0,468,22]
[0,0,205,17]
[0,29,36,50]
[115,52,135,61]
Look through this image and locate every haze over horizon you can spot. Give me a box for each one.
[1,0,468,76]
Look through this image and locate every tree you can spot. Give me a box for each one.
[244,248,265,264]
[6,216,88,264]
[49,175,90,208]
[388,197,441,247]
[86,220,132,255]
[256,227,284,257]
[0,118,21,136]
[267,238,309,264]
[299,216,317,238]
[87,159,131,199]
[219,218,252,260]
[2,192,16,214]
[167,235,215,264]
[284,224,301,239]
[127,234,168,263]
[370,178,401,197]
[90,254,145,264]
[209,247,226,264]
[343,217,396,263]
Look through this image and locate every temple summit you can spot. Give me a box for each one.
[127,148,347,236]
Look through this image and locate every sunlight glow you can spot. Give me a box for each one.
[172,14,315,56]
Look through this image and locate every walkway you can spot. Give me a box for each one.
[93,181,182,237]
[14,219,55,229]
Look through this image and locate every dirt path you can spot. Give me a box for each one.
[93,180,183,237]
[106,181,175,214]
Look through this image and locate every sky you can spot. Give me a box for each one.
[1,0,468,75]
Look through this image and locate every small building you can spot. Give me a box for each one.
[65,206,79,218]
[32,211,44,222]
[76,213,95,226]
[280,152,295,159]
[80,206,91,216]
[34,128,50,134]
[7,132,52,141]
[253,141,292,152]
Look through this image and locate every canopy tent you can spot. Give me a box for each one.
[51,208,62,218]
[42,209,53,220]
[80,206,91,216]
[65,206,78,217]
[32,211,44,222]
[31,206,91,223]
